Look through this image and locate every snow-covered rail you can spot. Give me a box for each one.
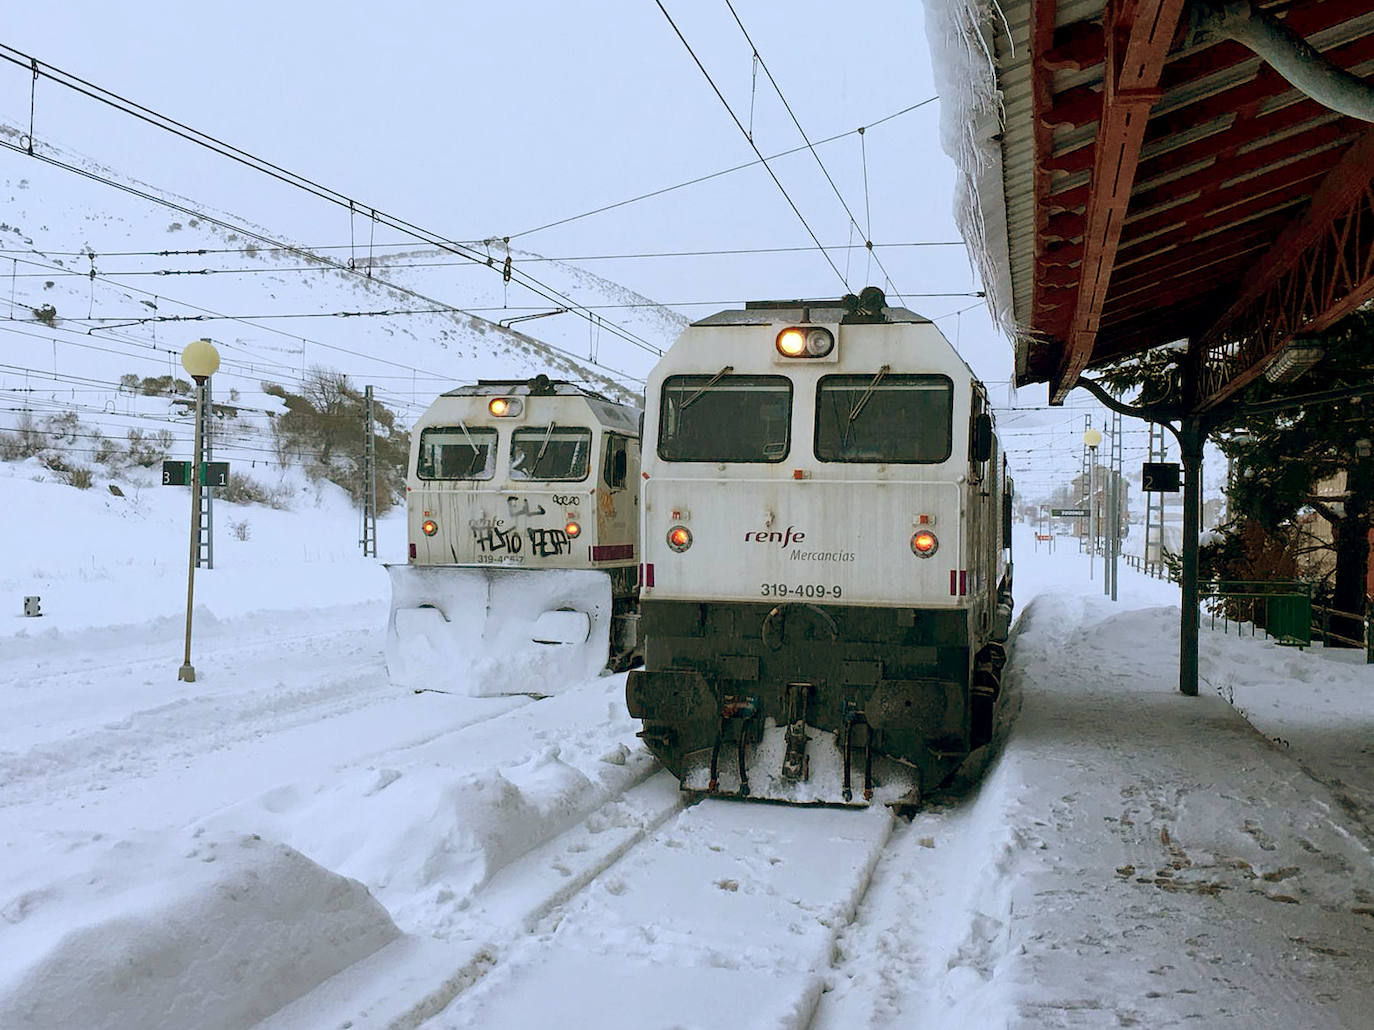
[424,799,897,1028]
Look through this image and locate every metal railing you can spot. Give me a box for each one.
[1122,556,1374,662]
[1202,580,1312,648]
[1123,552,1173,581]
[1310,601,1374,663]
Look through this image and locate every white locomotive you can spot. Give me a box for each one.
[626,289,1013,805]
[386,375,642,693]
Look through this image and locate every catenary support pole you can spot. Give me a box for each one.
[1179,417,1204,696]
[361,385,377,557]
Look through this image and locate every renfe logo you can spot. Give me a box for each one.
[744,526,806,548]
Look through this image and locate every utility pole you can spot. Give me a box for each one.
[361,384,378,558]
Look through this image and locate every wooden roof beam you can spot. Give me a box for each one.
[1127,120,1359,215]
[1196,128,1374,411]
[1050,0,1190,403]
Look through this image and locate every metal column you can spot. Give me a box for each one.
[361,385,378,558]
[1081,415,1093,553]
[1144,423,1166,577]
[196,379,214,569]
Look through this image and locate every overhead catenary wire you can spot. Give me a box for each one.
[502,96,937,241]
[0,42,662,376]
[654,1,850,292]
[1,252,648,398]
[721,0,906,304]
[0,139,648,391]
[0,239,962,270]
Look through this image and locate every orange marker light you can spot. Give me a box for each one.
[422,518,438,536]
[910,530,938,557]
[565,520,582,538]
[667,525,693,552]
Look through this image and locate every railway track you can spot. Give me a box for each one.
[261,772,970,1029]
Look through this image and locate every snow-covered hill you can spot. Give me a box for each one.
[0,116,685,483]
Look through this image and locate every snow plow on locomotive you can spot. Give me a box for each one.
[625,289,1013,806]
[386,376,642,695]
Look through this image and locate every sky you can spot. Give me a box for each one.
[0,2,1002,375]
[0,3,1176,506]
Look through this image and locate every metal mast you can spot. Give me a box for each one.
[361,384,378,558]
[196,379,214,569]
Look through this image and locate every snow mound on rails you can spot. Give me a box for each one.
[0,832,399,1030]
[203,743,638,930]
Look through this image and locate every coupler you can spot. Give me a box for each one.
[708,695,759,796]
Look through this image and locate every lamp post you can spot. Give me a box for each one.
[1084,426,1102,580]
[177,338,220,682]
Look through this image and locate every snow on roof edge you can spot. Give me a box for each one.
[922,0,1020,361]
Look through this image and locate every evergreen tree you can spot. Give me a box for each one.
[1091,308,1374,645]
[1220,309,1374,644]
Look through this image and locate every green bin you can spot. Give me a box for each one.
[1267,592,1311,647]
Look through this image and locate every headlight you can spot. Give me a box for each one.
[775,326,833,358]
[488,397,523,417]
[910,530,937,557]
[777,328,807,357]
[421,518,439,536]
[667,525,692,552]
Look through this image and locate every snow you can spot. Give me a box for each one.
[2,470,1371,1027]
[922,0,1017,337]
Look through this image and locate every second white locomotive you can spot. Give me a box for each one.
[387,375,642,693]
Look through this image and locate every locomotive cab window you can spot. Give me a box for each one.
[814,374,953,463]
[659,374,792,463]
[417,426,498,480]
[602,434,629,489]
[509,425,592,481]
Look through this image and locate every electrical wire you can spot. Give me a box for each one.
[721,0,906,303]
[0,240,962,264]
[0,139,649,390]
[0,43,662,374]
[502,97,937,241]
[654,1,850,291]
[3,252,647,396]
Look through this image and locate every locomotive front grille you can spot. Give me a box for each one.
[631,599,973,777]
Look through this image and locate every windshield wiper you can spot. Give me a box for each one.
[455,420,484,476]
[532,421,557,476]
[846,365,890,426]
[681,365,734,409]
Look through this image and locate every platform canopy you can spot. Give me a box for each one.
[926,0,1374,409]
